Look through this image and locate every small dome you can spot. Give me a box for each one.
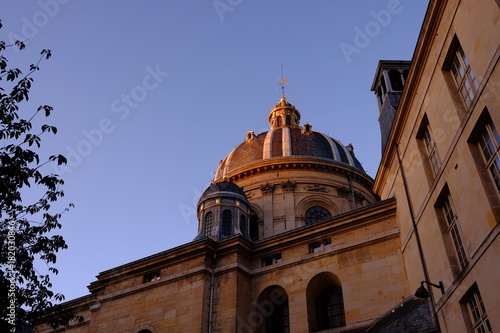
[196,181,251,242]
[198,181,247,205]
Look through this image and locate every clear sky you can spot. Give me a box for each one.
[1,1,429,302]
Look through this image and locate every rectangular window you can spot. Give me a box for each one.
[143,271,161,283]
[309,238,332,254]
[417,116,441,181]
[423,126,440,175]
[479,118,500,193]
[450,45,479,108]
[442,194,468,270]
[262,253,282,267]
[465,287,493,333]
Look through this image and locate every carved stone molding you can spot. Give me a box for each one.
[355,192,366,203]
[336,186,350,198]
[304,184,328,192]
[281,180,296,192]
[260,183,275,194]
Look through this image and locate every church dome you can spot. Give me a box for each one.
[215,97,366,181]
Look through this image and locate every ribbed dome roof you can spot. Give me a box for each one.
[215,128,365,179]
[214,97,366,180]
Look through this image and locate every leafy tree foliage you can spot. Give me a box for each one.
[0,20,73,331]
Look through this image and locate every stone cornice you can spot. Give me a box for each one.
[220,157,374,189]
[252,198,397,254]
[88,238,216,294]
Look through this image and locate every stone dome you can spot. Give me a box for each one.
[195,181,251,241]
[198,180,247,205]
[215,97,366,181]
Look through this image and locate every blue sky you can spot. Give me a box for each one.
[1,1,428,302]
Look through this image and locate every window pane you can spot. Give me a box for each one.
[479,120,500,193]
[319,290,345,330]
[205,212,214,237]
[467,289,493,333]
[490,157,500,191]
[459,47,469,67]
[490,121,500,145]
[443,196,468,269]
[452,57,465,80]
[468,67,479,89]
[451,45,478,107]
[221,210,232,237]
[305,206,332,224]
[480,131,494,161]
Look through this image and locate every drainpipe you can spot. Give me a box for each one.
[208,252,216,333]
[348,173,357,209]
[395,143,442,333]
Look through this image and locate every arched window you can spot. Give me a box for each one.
[389,69,403,91]
[276,116,282,127]
[138,330,153,333]
[240,214,248,237]
[268,301,289,333]
[221,210,233,237]
[286,114,291,125]
[305,206,331,224]
[204,212,214,237]
[307,272,345,331]
[257,286,290,333]
[317,287,345,330]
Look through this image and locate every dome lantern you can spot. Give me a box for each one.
[268,96,301,129]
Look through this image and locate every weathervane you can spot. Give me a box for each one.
[276,64,290,98]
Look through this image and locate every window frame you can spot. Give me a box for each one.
[221,209,233,237]
[435,186,469,273]
[423,125,441,175]
[262,253,282,267]
[443,37,479,109]
[442,194,468,270]
[309,238,332,254]
[416,114,441,182]
[317,286,346,330]
[204,212,214,238]
[462,285,493,333]
[478,118,500,194]
[305,206,332,225]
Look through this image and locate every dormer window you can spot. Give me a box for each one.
[302,123,312,135]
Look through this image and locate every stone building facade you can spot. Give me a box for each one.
[37,96,415,332]
[372,0,500,332]
[37,0,499,332]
